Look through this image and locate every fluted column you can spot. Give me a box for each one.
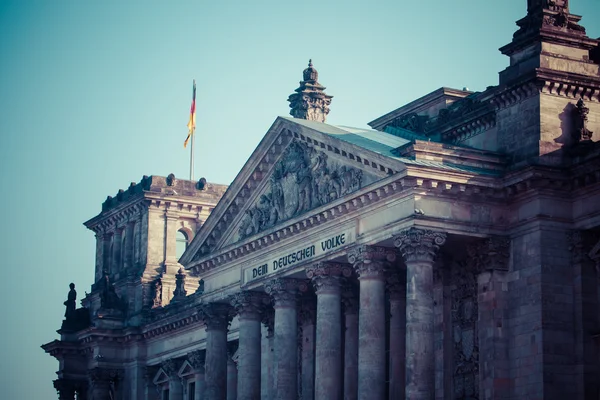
[307,262,352,400]
[386,268,406,400]
[347,246,396,400]
[299,296,316,400]
[394,228,446,400]
[200,303,233,400]
[189,350,206,400]
[342,283,359,400]
[261,308,275,400]
[231,291,267,400]
[265,278,301,400]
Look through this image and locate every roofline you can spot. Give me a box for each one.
[368,87,473,131]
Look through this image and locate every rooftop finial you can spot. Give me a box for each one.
[288,60,333,123]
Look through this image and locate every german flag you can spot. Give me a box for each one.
[184,80,196,148]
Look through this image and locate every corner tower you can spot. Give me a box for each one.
[288,59,333,123]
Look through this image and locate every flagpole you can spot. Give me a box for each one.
[190,125,195,181]
[189,79,196,181]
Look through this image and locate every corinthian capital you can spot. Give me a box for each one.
[347,245,396,279]
[199,303,233,331]
[264,278,300,308]
[306,262,352,294]
[230,291,268,320]
[393,227,446,263]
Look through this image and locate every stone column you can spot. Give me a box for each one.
[123,221,135,270]
[200,303,233,400]
[261,308,275,400]
[102,233,112,275]
[227,353,238,400]
[342,283,359,400]
[163,360,184,400]
[189,350,206,400]
[386,268,406,400]
[95,232,106,282]
[299,297,316,400]
[394,228,446,400]
[112,228,123,274]
[231,291,266,400]
[265,278,300,400]
[347,246,396,400]
[307,262,351,400]
[165,212,179,270]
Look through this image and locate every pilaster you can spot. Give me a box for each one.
[199,303,233,400]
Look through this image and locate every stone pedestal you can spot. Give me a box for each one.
[200,303,233,400]
[342,284,359,400]
[300,297,316,400]
[231,291,265,400]
[348,246,396,400]
[265,278,300,400]
[394,228,446,400]
[386,269,406,400]
[307,263,351,400]
[227,356,237,400]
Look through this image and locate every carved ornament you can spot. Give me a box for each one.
[264,278,300,308]
[306,262,352,294]
[238,140,363,240]
[188,350,205,371]
[161,359,179,378]
[573,98,594,143]
[393,228,446,263]
[230,291,268,319]
[348,245,396,279]
[198,303,233,331]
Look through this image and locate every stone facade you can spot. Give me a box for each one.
[43,2,600,399]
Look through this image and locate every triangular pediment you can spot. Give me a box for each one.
[178,360,194,377]
[179,117,407,266]
[152,368,169,385]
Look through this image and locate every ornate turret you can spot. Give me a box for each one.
[288,59,333,123]
[499,0,598,86]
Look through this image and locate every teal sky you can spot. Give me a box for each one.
[1,1,599,398]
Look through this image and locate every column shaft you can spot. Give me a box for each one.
[387,270,406,400]
[301,320,316,400]
[343,312,358,400]
[237,318,262,399]
[358,278,386,399]
[265,278,300,400]
[227,357,237,400]
[314,286,342,400]
[201,304,232,400]
[194,371,206,400]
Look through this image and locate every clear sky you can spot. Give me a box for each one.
[1,0,599,398]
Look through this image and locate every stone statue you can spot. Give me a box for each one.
[573,98,594,143]
[64,283,77,319]
[152,278,162,308]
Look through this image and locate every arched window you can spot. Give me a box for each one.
[176,230,189,260]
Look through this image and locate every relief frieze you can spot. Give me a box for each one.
[236,140,371,241]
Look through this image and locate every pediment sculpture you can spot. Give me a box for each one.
[237,140,365,240]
